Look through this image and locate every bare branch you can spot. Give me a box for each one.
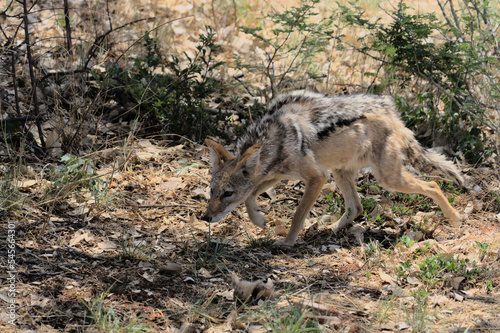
[63,0,72,51]
[449,0,464,40]
[22,0,45,148]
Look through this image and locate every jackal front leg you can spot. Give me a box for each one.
[278,173,327,246]
[245,179,279,229]
[245,197,267,229]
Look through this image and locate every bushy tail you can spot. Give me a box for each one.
[401,128,464,187]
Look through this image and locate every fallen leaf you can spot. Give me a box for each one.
[173,3,193,14]
[192,187,209,200]
[450,291,464,302]
[264,187,277,200]
[430,294,449,307]
[69,230,95,246]
[379,271,396,285]
[320,215,332,223]
[449,276,464,290]
[157,224,169,234]
[199,268,212,278]
[304,221,319,238]
[97,240,118,251]
[142,272,154,283]
[184,277,195,283]
[407,276,420,285]
[306,314,341,325]
[0,293,12,303]
[379,322,395,331]
[231,35,253,53]
[396,322,410,330]
[464,202,474,214]
[158,262,183,275]
[190,213,209,232]
[217,289,234,301]
[274,219,288,236]
[440,253,455,261]
[405,231,423,242]
[160,178,185,191]
[19,179,38,188]
[348,225,365,244]
[409,239,436,253]
[69,206,90,216]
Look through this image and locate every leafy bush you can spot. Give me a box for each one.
[94,27,226,142]
[323,192,345,216]
[338,1,499,164]
[361,197,376,214]
[237,0,336,97]
[417,253,485,286]
[45,154,109,206]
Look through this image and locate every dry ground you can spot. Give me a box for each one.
[1,0,500,332]
[1,140,499,332]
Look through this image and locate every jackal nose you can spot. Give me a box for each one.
[201,215,213,223]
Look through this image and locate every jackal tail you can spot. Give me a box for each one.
[402,129,464,187]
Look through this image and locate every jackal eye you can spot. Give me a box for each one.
[222,191,234,199]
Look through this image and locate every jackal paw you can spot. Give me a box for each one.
[274,238,295,247]
[329,220,349,233]
[249,213,267,229]
[449,215,463,228]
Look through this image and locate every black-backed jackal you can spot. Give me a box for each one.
[202,90,463,246]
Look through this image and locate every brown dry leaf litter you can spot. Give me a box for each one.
[1,141,499,332]
[1,0,499,331]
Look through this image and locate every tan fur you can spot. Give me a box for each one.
[202,91,463,246]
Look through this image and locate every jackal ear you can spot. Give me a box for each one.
[205,139,235,171]
[236,144,262,174]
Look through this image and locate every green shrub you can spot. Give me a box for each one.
[322,192,344,216]
[338,1,499,164]
[45,154,110,206]
[361,197,376,214]
[237,0,336,97]
[94,27,226,142]
[417,253,485,286]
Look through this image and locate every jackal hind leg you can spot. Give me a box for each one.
[329,169,363,232]
[374,154,462,227]
[245,179,279,229]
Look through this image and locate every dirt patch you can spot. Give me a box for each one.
[1,142,499,332]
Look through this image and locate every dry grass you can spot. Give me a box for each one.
[1,0,499,332]
[1,141,499,332]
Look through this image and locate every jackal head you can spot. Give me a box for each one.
[202,139,262,223]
